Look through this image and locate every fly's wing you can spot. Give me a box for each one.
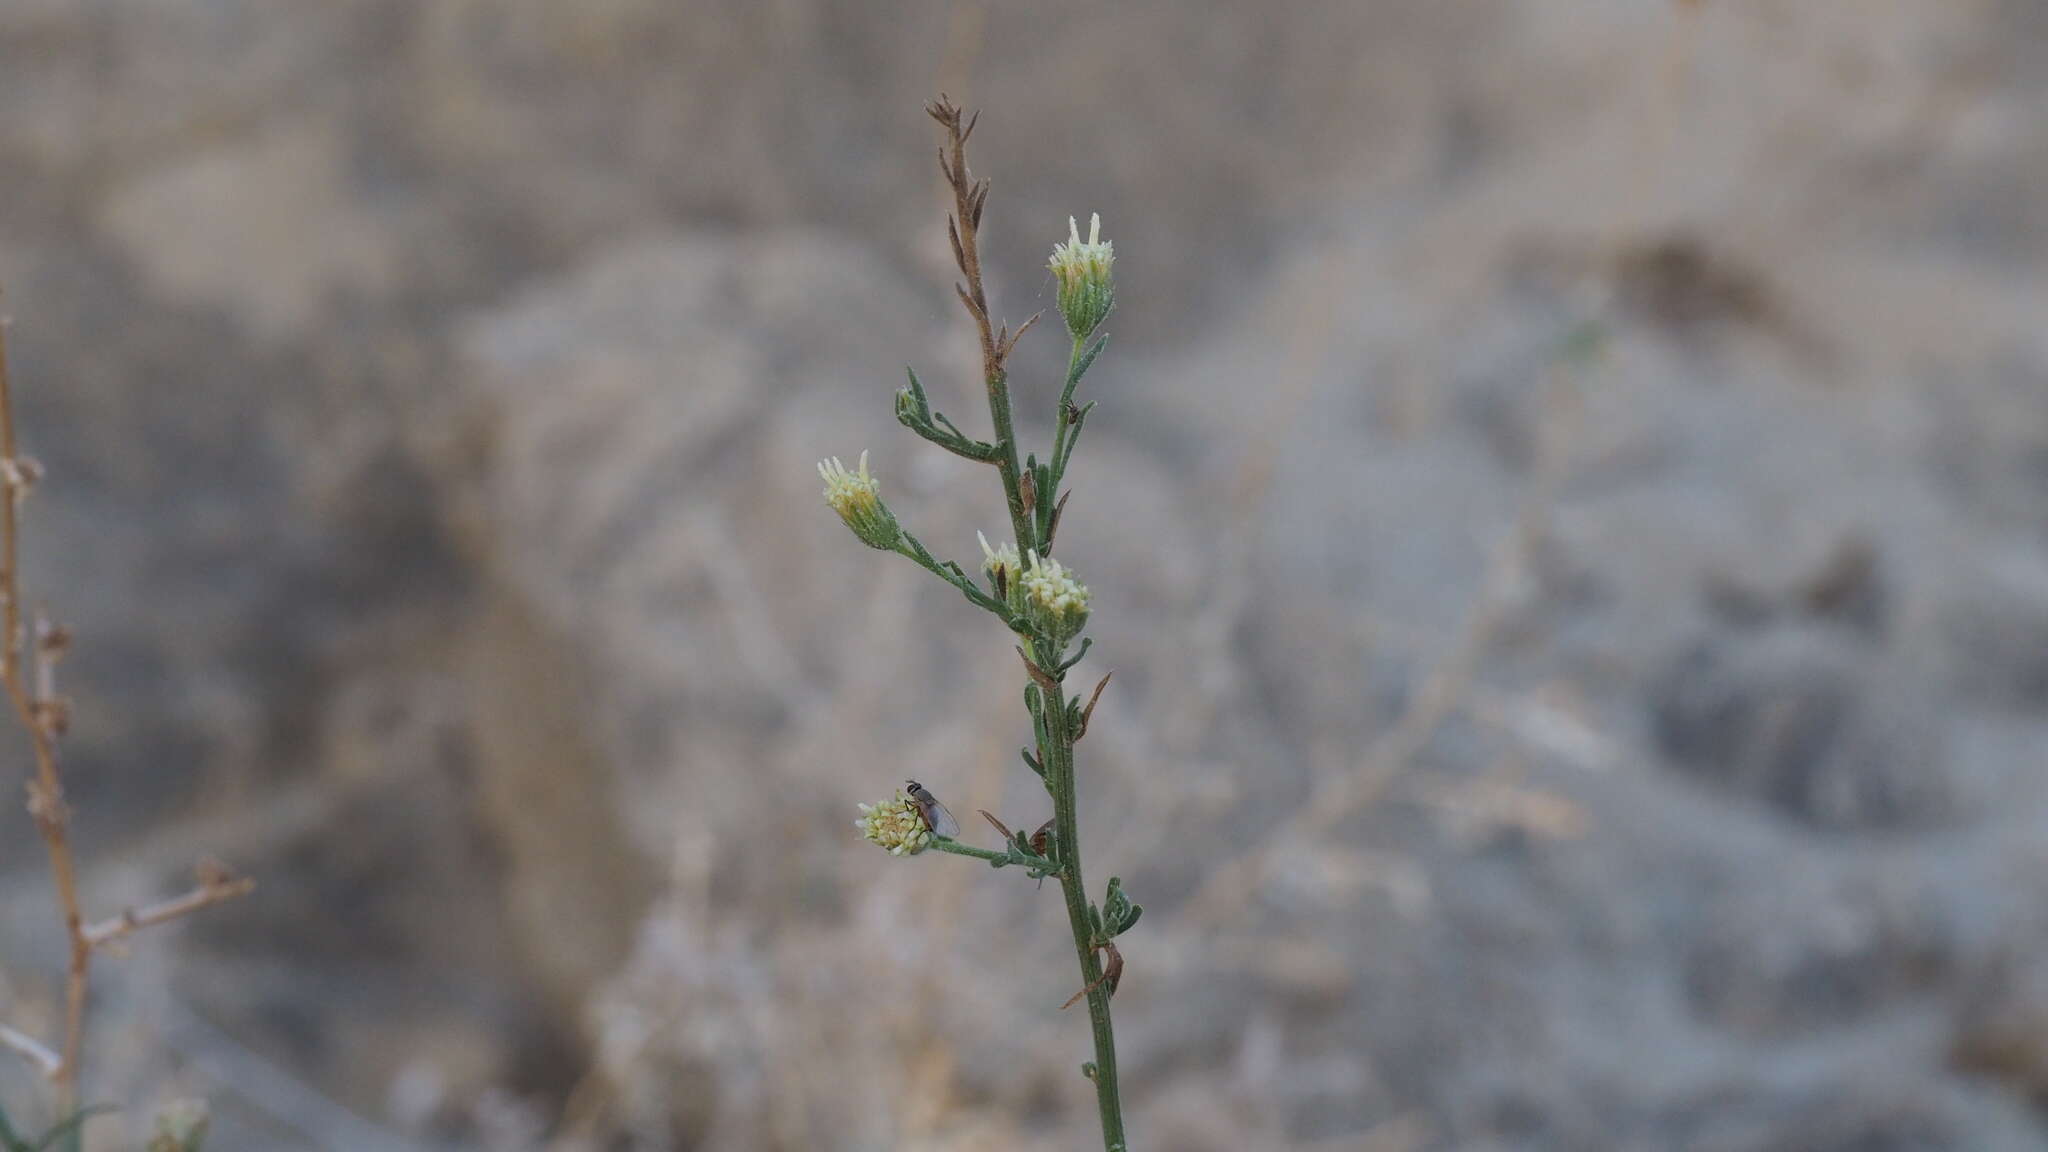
[928,798,961,838]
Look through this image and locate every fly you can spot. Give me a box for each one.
[905,779,960,839]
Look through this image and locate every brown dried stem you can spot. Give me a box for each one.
[0,316,90,1108]
[83,864,255,950]
[0,311,252,1112]
[927,95,1037,557]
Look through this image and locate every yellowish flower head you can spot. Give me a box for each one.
[1049,213,1114,286]
[856,789,933,856]
[1022,550,1090,627]
[817,450,901,550]
[819,450,882,517]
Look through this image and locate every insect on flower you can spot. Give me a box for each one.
[905,778,960,839]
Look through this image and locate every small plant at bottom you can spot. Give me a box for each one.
[825,98,1138,1151]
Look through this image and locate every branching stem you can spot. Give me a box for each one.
[906,98,1130,1151]
[898,530,1014,620]
[0,320,88,1110]
[0,311,252,1123]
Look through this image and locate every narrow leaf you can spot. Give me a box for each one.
[1072,332,1109,382]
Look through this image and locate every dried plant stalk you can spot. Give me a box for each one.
[0,311,252,1126]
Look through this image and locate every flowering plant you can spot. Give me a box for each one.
[821,98,1137,1151]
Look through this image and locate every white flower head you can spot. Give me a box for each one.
[1022,550,1090,641]
[978,530,1022,591]
[1050,214,1114,282]
[819,450,881,516]
[1048,213,1115,338]
[856,789,933,856]
[817,450,901,550]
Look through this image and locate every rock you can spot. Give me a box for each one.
[1684,874,1954,1040]
[1952,952,2048,1106]
[1941,550,2048,709]
[1650,624,1952,831]
[1659,1079,2038,1152]
[98,120,405,346]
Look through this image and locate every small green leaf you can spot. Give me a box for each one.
[1057,636,1093,674]
[1072,333,1109,382]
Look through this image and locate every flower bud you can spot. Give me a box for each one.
[1021,550,1090,645]
[978,530,1023,607]
[818,451,902,550]
[1048,213,1115,339]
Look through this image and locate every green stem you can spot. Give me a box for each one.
[897,531,1012,619]
[926,836,1056,874]
[1049,334,1086,483]
[1054,334,1103,468]
[987,368,1037,559]
[1043,672,1126,1150]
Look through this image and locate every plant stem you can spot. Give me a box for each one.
[1043,672,1125,1150]
[0,314,251,1131]
[897,531,1011,618]
[0,322,86,1112]
[987,367,1036,559]
[926,95,1126,1150]
[997,347,1124,1148]
[1050,334,1086,479]
[925,836,1053,873]
[932,97,1036,561]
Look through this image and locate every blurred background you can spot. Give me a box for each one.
[0,0,2046,1148]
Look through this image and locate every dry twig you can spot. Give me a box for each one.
[0,311,252,1110]
[0,1022,60,1077]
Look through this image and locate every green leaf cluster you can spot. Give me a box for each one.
[1090,876,1144,946]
